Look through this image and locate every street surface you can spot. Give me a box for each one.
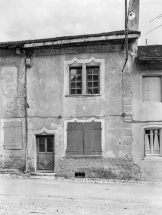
[0,175,162,215]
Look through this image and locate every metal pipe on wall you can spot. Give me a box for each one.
[121,0,129,117]
[23,50,28,172]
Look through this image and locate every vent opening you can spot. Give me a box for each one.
[75,172,85,178]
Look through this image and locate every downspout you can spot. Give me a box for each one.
[24,50,28,172]
[121,0,129,117]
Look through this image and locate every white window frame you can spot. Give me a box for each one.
[64,57,105,97]
[142,124,162,158]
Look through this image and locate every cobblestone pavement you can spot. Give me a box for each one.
[0,174,162,215]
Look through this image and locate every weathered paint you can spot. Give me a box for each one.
[132,60,162,181]
[0,49,26,169]
[0,41,138,180]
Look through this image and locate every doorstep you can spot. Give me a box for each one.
[0,169,18,174]
[30,172,58,179]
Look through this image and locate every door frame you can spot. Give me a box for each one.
[32,127,59,173]
[36,135,54,172]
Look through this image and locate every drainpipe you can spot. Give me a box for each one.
[24,50,28,172]
[121,0,128,117]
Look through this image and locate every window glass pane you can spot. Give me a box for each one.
[88,88,93,94]
[77,82,82,88]
[77,89,82,94]
[93,68,99,74]
[39,138,45,152]
[70,76,76,82]
[47,137,53,152]
[88,82,92,87]
[86,67,99,95]
[70,68,82,95]
[145,129,160,155]
[87,75,92,81]
[77,69,82,75]
[87,68,92,74]
[94,82,98,87]
[70,69,77,76]
[76,75,82,81]
[71,83,75,88]
[71,89,75,94]
[93,75,98,81]
[93,88,99,94]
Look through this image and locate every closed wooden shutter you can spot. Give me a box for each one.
[4,121,23,150]
[143,77,161,102]
[67,122,83,155]
[84,122,102,155]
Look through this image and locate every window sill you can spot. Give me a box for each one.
[65,94,101,98]
[65,155,102,159]
[142,102,162,105]
[142,155,162,161]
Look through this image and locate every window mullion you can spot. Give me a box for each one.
[82,64,86,94]
[160,129,162,156]
[150,130,153,154]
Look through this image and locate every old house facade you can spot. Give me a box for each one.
[132,45,162,181]
[0,30,140,180]
[2,0,161,181]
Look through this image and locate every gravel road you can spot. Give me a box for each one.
[0,175,162,215]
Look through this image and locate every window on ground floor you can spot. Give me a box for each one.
[144,128,162,156]
[66,121,102,155]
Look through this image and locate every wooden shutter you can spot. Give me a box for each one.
[67,122,83,155]
[84,122,102,155]
[4,121,23,150]
[143,77,161,102]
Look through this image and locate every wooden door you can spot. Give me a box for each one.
[37,136,54,172]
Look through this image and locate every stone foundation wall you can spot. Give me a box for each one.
[2,151,25,170]
[59,157,137,180]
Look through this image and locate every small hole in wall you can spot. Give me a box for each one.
[75,172,85,178]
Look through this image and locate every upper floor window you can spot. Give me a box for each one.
[143,76,161,102]
[64,57,105,96]
[70,67,82,95]
[86,67,99,94]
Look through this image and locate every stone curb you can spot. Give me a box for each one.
[52,177,162,187]
[1,174,162,187]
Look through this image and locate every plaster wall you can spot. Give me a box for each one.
[0,44,136,179]
[0,49,26,169]
[27,47,134,177]
[132,62,162,181]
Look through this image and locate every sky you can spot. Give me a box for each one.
[0,0,162,45]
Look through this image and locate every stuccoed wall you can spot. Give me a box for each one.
[132,62,162,181]
[27,44,135,178]
[0,42,137,179]
[0,49,26,169]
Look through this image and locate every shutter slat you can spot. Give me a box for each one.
[84,122,102,155]
[143,77,161,102]
[67,122,83,155]
[4,121,22,150]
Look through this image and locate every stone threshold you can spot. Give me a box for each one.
[0,169,18,174]
[30,172,58,176]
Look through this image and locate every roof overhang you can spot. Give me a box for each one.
[24,33,140,48]
[0,30,140,49]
